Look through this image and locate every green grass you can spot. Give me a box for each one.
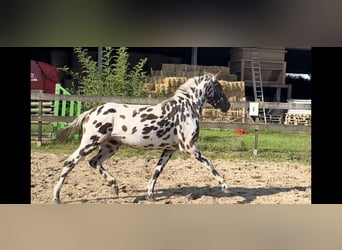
[31,128,311,165]
[197,129,311,164]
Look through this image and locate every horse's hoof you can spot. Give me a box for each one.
[147,194,156,201]
[53,198,61,204]
[221,183,229,193]
[114,186,119,196]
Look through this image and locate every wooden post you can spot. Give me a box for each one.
[253,117,259,155]
[191,47,198,65]
[253,129,259,155]
[276,88,281,102]
[53,84,61,139]
[287,84,292,99]
[37,100,42,147]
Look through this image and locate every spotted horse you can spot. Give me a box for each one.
[53,72,231,203]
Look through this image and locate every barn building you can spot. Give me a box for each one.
[30,47,311,102]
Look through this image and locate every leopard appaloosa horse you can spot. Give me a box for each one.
[53,72,231,203]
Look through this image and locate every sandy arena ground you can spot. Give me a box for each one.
[31,152,311,204]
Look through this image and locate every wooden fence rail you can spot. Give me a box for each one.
[31,114,311,133]
[31,92,312,110]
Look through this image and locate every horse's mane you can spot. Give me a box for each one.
[175,77,197,94]
[175,73,216,94]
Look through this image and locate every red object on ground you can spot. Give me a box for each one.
[31,60,61,94]
[236,129,247,135]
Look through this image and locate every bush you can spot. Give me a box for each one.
[60,47,148,109]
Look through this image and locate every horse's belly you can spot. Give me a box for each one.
[110,131,178,150]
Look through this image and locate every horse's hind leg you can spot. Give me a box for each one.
[88,141,121,196]
[52,143,98,204]
[147,149,175,201]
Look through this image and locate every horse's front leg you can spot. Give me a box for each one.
[147,149,175,201]
[185,144,229,192]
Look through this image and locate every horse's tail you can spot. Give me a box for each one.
[56,109,91,143]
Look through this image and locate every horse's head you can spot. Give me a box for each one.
[205,73,231,112]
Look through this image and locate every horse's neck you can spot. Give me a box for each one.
[173,85,206,118]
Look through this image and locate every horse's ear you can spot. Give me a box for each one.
[214,71,221,79]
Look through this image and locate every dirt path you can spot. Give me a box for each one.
[31,152,311,204]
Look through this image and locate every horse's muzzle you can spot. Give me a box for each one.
[220,101,231,112]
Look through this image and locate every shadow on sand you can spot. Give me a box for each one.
[63,185,309,204]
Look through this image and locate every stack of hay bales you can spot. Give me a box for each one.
[146,63,246,123]
[150,77,188,98]
[149,63,237,82]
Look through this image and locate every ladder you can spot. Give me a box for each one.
[251,49,267,123]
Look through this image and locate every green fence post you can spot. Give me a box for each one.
[60,98,67,128]
[53,84,82,141]
[76,101,82,116]
[69,101,75,116]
